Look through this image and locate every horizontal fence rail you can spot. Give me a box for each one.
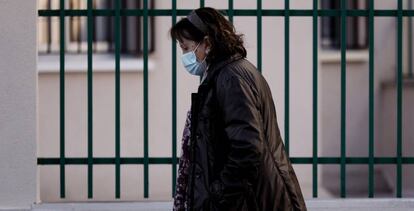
[37,157,414,165]
[37,0,414,200]
[39,9,414,17]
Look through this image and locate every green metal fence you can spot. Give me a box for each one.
[37,0,414,200]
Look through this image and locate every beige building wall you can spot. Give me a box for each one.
[37,0,414,202]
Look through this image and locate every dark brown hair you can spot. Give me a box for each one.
[170,7,247,64]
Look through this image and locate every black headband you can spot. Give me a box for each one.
[187,10,208,34]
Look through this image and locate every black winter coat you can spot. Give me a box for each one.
[186,54,307,211]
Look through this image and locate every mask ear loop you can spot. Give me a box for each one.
[193,41,208,63]
[193,41,201,53]
[201,36,210,63]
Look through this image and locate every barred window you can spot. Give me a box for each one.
[321,0,368,50]
[38,0,155,55]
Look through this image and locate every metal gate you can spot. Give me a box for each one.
[38,0,414,200]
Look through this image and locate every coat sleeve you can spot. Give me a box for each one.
[210,70,263,200]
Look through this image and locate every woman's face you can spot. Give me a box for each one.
[179,36,210,62]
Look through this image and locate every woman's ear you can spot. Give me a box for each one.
[204,36,211,54]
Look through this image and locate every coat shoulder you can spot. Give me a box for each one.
[215,58,258,88]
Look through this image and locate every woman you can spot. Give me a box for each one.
[171,7,307,211]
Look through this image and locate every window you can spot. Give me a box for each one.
[321,0,368,50]
[38,0,155,56]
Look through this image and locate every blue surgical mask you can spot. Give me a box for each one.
[181,42,207,76]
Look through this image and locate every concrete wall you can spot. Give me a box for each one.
[0,0,38,209]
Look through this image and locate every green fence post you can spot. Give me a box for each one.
[171,0,178,198]
[397,0,403,198]
[312,0,318,198]
[59,0,66,199]
[115,0,121,199]
[228,0,234,23]
[87,0,94,199]
[368,0,375,198]
[409,0,413,78]
[257,0,262,73]
[284,0,290,156]
[143,0,149,198]
[340,0,347,198]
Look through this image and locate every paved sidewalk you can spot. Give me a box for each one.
[26,198,414,211]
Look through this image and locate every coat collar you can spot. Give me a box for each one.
[198,53,244,93]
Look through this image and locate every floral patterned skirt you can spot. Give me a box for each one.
[173,110,192,211]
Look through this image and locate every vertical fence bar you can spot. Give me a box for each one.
[284,0,290,156]
[93,1,97,53]
[409,0,413,78]
[69,1,74,49]
[59,0,66,199]
[257,0,262,72]
[312,0,318,198]
[107,0,113,52]
[171,0,178,197]
[340,0,347,198]
[114,0,121,199]
[48,0,52,53]
[197,2,204,83]
[397,0,403,198]
[368,0,375,198]
[143,0,149,198]
[228,0,234,23]
[87,0,94,199]
[77,0,82,53]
